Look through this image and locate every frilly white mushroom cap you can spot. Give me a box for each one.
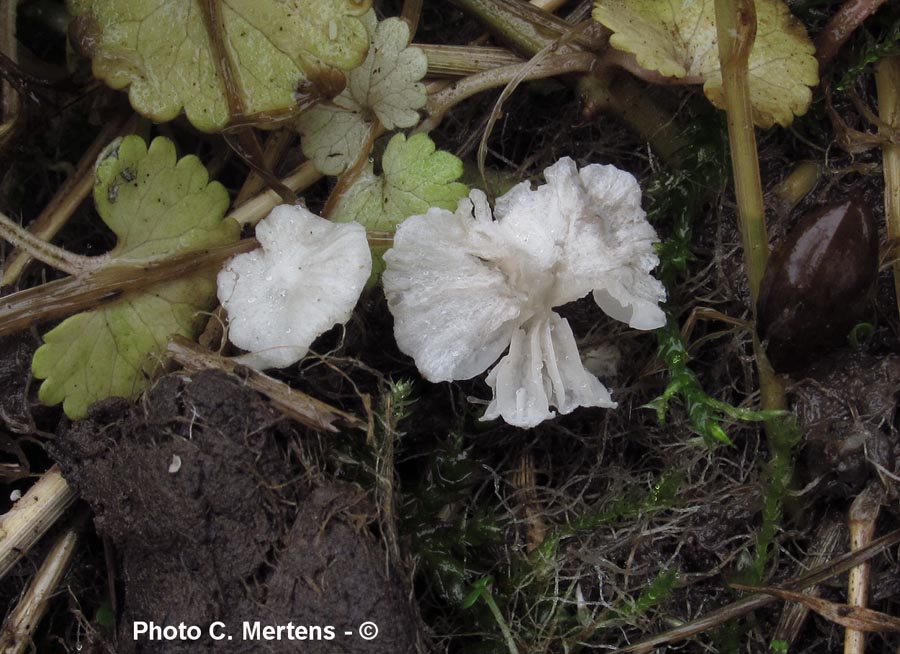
[382,157,666,428]
[217,204,372,370]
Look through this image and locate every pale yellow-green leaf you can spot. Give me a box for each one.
[331,132,468,277]
[298,12,428,175]
[331,132,467,231]
[593,0,818,127]
[31,136,240,419]
[67,0,372,132]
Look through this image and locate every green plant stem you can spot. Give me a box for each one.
[715,0,795,583]
[876,55,900,323]
[0,210,104,277]
[477,584,520,654]
[579,74,690,168]
[420,44,524,76]
[715,0,767,303]
[448,0,688,168]
[447,0,603,54]
[422,52,598,131]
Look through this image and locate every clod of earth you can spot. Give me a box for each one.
[49,370,418,653]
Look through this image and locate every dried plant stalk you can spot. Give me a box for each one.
[876,55,900,323]
[844,483,883,654]
[0,520,81,654]
[167,335,366,433]
[0,466,76,580]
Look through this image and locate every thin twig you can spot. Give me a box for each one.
[608,528,900,653]
[166,335,366,433]
[421,52,597,132]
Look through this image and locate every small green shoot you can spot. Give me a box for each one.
[621,569,679,619]
[463,577,520,654]
[836,14,900,91]
[849,322,875,348]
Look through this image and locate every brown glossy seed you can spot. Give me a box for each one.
[756,195,878,373]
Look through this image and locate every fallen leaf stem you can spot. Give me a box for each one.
[0,225,393,336]
[232,128,297,206]
[845,483,883,654]
[448,0,602,54]
[228,161,322,226]
[447,0,687,168]
[323,121,384,218]
[0,239,257,336]
[421,44,524,77]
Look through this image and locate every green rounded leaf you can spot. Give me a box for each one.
[593,0,818,127]
[331,132,467,231]
[298,13,428,175]
[31,136,239,419]
[331,132,468,278]
[68,0,372,132]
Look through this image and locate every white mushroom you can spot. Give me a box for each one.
[217,204,372,370]
[382,157,666,428]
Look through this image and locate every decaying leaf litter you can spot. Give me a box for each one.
[2,0,900,652]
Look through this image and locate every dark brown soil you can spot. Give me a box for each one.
[792,351,900,500]
[48,370,418,653]
[0,332,38,436]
